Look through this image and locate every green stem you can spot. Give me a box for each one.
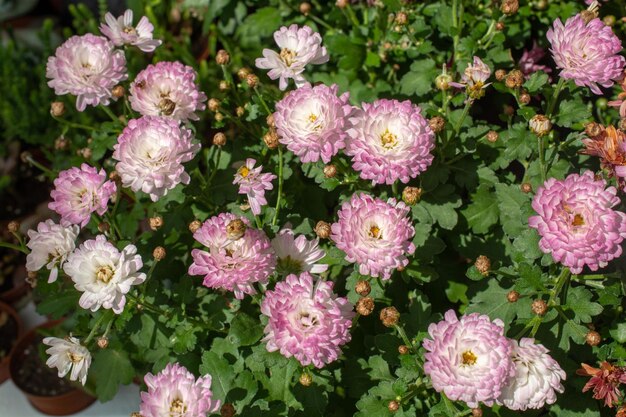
[546,77,566,118]
[394,324,413,348]
[453,101,472,134]
[538,135,547,182]
[207,147,222,186]
[100,105,120,123]
[24,155,56,178]
[254,87,272,115]
[52,116,95,132]
[0,241,28,254]
[84,311,112,344]
[345,4,360,27]
[307,12,333,31]
[548,268,571,307]
[271,146,284,226]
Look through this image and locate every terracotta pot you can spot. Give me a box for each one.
[9,321,96,416]
[0,264,29,308]
[0,301,23,384]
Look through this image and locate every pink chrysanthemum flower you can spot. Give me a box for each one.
[449,56,492,99]
[345,99,434,185]
[188,213,276,299]
[43,336,91,386]
[547,11,625,94]
[255,24,329,90]
[232,159,276,216]
[519,42,552,79]
[331,193,415,279]
[261,272,354,368]
[497,338,566,411]
[423,310,515,408]
[129,61,207,121]
[577,362,626,408]
[26,220,79,283]
[113,116,200,202]
[140,363,220,417]
[274,84,351,164]
[100,9,161,52]
[64,235,145,314]
[46,34,127,111]
[49,163,117,228]
[528,171,626,274]
[271,227,328,275]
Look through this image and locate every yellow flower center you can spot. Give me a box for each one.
[169,398,186,416]
[158,98,176,116]
[380,129,397,149]
[67,351,84,363]
[96,266,114,284]
[461,350,477,366]
[368,225,382,239]
[572,213,585,227]
[280,48,296,67]
[238,166,250,178]
[123,26,137,35]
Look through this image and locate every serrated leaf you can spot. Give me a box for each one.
[523,72,549,93]
[228,312,264,346]
[567,287,603,323]
[556,99,591,128]
[461,184,499,234]
[399,58,437,96]
[200,351,236,401]
[494,183,532,237]
[91,349,134,401]
[36,290,80,319]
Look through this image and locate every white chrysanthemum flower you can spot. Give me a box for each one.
[255,24,329,90]
[100,9,162,52]
[26,220,79,283]
[43,336,92,386]
[63,235,146,314]
[497,338,566,411]
[271,227,328,275]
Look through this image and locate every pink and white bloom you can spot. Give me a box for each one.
[49,163,117,228]
[46,34,127,111]
[449,56,492,99]
[255,24,329,90]
[188,213,276,299]
[129,61,207,121]
[519,42,552,79]
[63,235,145,314]
[140,363,220,417]
[43,336,91,386]
[331,194,415,280]
[100,9,161,52]
[345,99,434,185]
[233,159,276,216]
[261,272,354,368]
[26,220,79,283]
[113,116,200,202]
[497,338,566,411]
[423,310,515,408]
[528,171,626,274]
[274,83,352,164]
[271,227,328,275]
[547,11,625,94]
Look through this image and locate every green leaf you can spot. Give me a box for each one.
[466,278,531,330]
[556,99,591,128]
[494,183,532,237]
[200,351,236,401]
[228,312,264,346]
[399,59,437,97]
[566,287,603,323]
[36,290,80,319]
[610,323,626,343]
[512,228,543,261]
[465,265,485,281]
[461,184,499,234]
[523,71,549,93]
[91,349,134,401]
[420,184,461,230]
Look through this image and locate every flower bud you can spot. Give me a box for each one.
[585,122,604,138]
[500,0,519,14]
[189,219,202,233]
[336,0,348,9]
[435,73,452,91]
[314,221,331,239]
[215,112,224,122]
[495,69,507,81]
[237,67,251,81]
[388,400,400,412]
[380,306,400,327]
[149,216,164,231]
[585,330,601,346]
[216,50,230,65]
[246,74,259,88]
[79,147,92,160]
[507,290,520,303]
[486,130,499,143]
[226,219,247,240]
[356,297,375,316]
[495,21,505,31]
[219,80,231,91]
[398,345,409,355]
[213,132,227,146]
[474,255,491,276]
[153,246,166,261]
[521,182,532,193]
[112,85,125,98]
[355,280,371,296]
[429,116,445,133]
[471,408,483,417]
[7,220,20,234]
[220,404,235,417]
[50,101,66,117]
[97,336,109,349]
[98,222,110,233]
[603,15,616,26]
[236,106,245,117]
[266,114,275,128]
[263,130,279,149]
[395,12,408,25]
[402,186,422,205]
[55,136,70,150]
[299,2,312,15]
[208,98,220,112]
[323,164,337,178]
[505,70,524,89]
[299,372,312,386]
[20,151,32,164]
[531,299,548,316]
[26,271,38,288]
[529,114,552,137]
[519,91,531,105]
